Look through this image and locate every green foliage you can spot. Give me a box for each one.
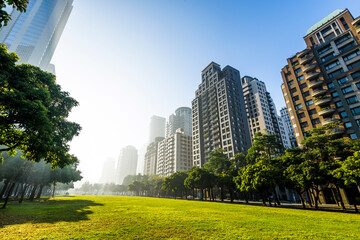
[0,44,81,168]
[0,0,28,27]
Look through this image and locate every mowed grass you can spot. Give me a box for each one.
[0,196,359,239]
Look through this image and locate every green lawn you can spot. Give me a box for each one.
[0,196,359,239]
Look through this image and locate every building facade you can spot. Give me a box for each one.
[116,146,138,184]
[192,62,251,167]
[157,128,192,176]
[280,107,298,148]
[143,137,164,175]
[166,107,192,137]
[242,76,283,145]
[281,9,360,144]
[0,0,74,73]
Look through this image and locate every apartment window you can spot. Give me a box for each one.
[337,77,349,85]
[302,91,310,97]
[288,80,294,86]
[321,26,332,35]
[294,68,302,74]
[352,71,360,79]
[328,68,344,78]
[292,95,300,102]
[348,60,360,70]
[340,17,349,30]
[346,96,358,104]
[344,122,352,129]
[311,118,320,125]
[300,83,307,89]
[325,61,340,70]
[332,91,339,97]
[300,122,309,128]
[356,82,360,89]
[297,112,305,119]
[335,33,351,45]
[343,50,360,61]
[295,104,303,110]
[292,61,299,67]
[339,42,355,53]
[335,101,343,107]
[297,76,304,81]
[350,133,358,139]
[342,86,353,94]
[308,109,317,115]
[328,82,335,89]
[351,107,360,116]
[290,88,297,94]
[305,100,314,106]
[318,44,332,55]
[321,52,335,62]
[340,111,348,118]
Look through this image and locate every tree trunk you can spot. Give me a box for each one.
[52,182,56,198]
[297,190,306,209]
[244,192,249,204]
[220,186,224,202]
[2,182,15,209]
[230,190,234,203]
[15,184,23,200]
[19,184,29,204]
[261,193,266,206]
[36,185,44,199]
[0,180,9,200]
[200,188,203,201]
[273,187,281,206]
[29,184,38,201]
[335,185,346,211]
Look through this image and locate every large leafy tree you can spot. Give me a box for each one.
[162,171,188,199]
[0,0,28,27]
[0,44,81,167]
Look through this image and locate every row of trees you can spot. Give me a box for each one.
[0,151,82,208]
[126,123,360,212]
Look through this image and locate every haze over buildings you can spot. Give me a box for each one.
[116,146,138,184]
[0,0,73,73]
[99,158,116,184]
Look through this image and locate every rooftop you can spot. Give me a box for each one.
[305,9,345,36]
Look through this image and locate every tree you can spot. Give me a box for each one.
[0,0,28,27]
[162,172,188,199]
[0,44,81,167]
[184,167,216,201]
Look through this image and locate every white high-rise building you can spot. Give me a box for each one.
[0,0,74,73]
[116,146,138,184]
[148,115,166,143]
[280,107,298,148]
[157,129,192,177]
[166,107,192,137]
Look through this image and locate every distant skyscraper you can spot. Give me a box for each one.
[148,115,166,143]
[166,107,192,137]
[116,146,138,184]
[192,62,251,167]
[99,158,116,184]
[280,107,298,148]
[0,0,74,73]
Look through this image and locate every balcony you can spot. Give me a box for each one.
[308,79,323,88]
[352,17,360,27]
[312,89,327,97]
[303,64,317,73]
[299,55,314,65]
[329,127,345,135]
[322,118,339,125]
[318,107,335,116]
[314,97,331,106]
[297,49,311,58]
[305,71,320,81]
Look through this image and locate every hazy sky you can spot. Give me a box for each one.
[50,0,360,183]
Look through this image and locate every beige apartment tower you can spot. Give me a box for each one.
[281,9,360,144]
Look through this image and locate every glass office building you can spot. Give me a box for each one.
[0,0,74,73]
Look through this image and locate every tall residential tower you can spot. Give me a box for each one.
[192,62,251,167]
[166,107,192,137]
[0,0,74,73]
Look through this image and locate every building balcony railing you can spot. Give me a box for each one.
[318,107,335,116]
[308,79,323,88]
[297,49,311,59]
[352,17,360,27]
[329,127,345,135]
[305,71,320,81]
[314,97,331,106]
[303,64,317,73]
[312,89,327,97]
[299,55,314,65]
[322,118,340,126]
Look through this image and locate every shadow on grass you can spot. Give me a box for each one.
[0,199,103,228]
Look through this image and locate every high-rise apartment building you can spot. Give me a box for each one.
[166,107,192,137]
[242,76,283,144]
[148,116,166,143]
[157,129,192,176]
[280,107,298,148]
[116,146,138,184]
[0,0,74,73]
[192,62,251,167]
[281,9,360,144]
[143,137,164,175]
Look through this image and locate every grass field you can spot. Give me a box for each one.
[0,196,359,239]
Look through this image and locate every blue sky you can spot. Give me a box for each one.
[51,0,360,182]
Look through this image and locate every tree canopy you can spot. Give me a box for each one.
[0,0,28,27]
[0,44,81,167]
